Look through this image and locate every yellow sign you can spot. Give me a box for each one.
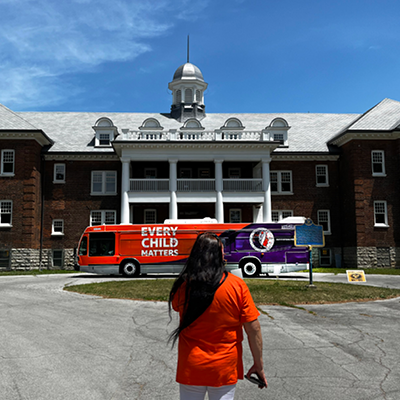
[347,270,366,282]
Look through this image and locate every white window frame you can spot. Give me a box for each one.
[229,209,242,223]
[317,210,331,235]
[144,209,157,224]
[90,210,117,226]
[316,165,329,187]
[270,171,293,194]
[371,150,386,176]
[53,164,66,183]
[52,219,64,236]
[91,171,117,195]
[52,249,64,268]
[319,248,332,266]
[374,201,388,227]
[0,200,12,227]
[1,149,15,176]
[271,210,293,222]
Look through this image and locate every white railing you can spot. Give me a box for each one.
[130,179,169,191]
[129,179,263,192]
[177,179,215,192]
[120,130,264,141]
[223,179,263,192]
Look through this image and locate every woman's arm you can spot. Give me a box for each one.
[243,319,268,389]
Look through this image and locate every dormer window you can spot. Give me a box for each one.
[181,119,204,130]
[139,118,163,130]
[221,118,244,130]
[93,118,117,147]
[264,118,290,146]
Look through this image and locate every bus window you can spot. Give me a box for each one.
[78,236,88,256]
[89,233,115,257]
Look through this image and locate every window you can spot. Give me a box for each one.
[273,133,284,144]
[176,90,182,104]
[144,209,157,224]
[54,164,65,183]
[316,165,329,186]
[52,250,64,267]
[52,219,64,235]
[0,249,11,268]
[0,200,12,226]
[372,150,386,176]
[198,168,210,178]
[228,168,241,178]
[179,168,192,178]
[374,201,388,227]
[90,210,116,226]
[1,150,15,175]
[270,171,293,194]
[91,171,117,195]
[229,209,242,223]
[98,133,111,146]
[144,168,157,179]
[272,210,293,222]
[317,210,331,234]
[319,248,332,266]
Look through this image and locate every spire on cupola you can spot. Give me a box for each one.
[168,37,208,122]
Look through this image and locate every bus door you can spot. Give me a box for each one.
[87,232,118,272]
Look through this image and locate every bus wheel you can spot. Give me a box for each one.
[121,261,140,277]
[241,260,260,277]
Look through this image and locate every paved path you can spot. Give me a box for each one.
[0,273,399,399]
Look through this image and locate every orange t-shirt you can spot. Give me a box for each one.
[172,272,260,387]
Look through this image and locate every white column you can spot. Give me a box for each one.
[262,156,272,222]
[214,159,224,223]
[169,159,178,220]
[121,158,130,224]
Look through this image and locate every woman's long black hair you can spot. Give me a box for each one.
[168,232,226,347]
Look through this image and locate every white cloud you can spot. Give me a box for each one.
[0,0,198,109]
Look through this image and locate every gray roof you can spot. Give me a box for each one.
[347,98,400,131]
[16,110,359,153]
[0,103,39,130]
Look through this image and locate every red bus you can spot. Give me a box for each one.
[75,218,309,277]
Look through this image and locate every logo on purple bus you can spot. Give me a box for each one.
[249,228,275,252]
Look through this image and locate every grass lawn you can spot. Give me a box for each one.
[64,278,400,306]
[0,269,80,276]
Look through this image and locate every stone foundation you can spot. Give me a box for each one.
[343,247,400,269]
[1,248,75,271]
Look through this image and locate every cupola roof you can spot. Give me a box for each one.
[172,62,204,82]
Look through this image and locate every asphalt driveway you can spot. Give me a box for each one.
[0,273,399,400]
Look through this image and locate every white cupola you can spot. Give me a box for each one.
[168,62,208,122]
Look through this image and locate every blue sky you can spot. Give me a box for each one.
[1,0,400,114]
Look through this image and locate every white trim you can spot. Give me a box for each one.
[51,219,64,236]
[91,171,117,195]
[53,163,66,183]
[316,164,329,187]
[0,200,13,227]
[90,210,117,226]
[1,149,15,176]
[317,209,331,235]
[374,201,389,227]
[371,150,386,177]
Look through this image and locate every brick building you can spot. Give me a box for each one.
[1,62,399,270]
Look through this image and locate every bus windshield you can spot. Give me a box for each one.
[89,233,115,257]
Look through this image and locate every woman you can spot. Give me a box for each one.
[169,232,268,400]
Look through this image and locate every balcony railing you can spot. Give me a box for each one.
[121,130,265,141]
[177,179,215,192]
[130,179,169,191]
[129,179,263,192]
[223,179,262,192]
